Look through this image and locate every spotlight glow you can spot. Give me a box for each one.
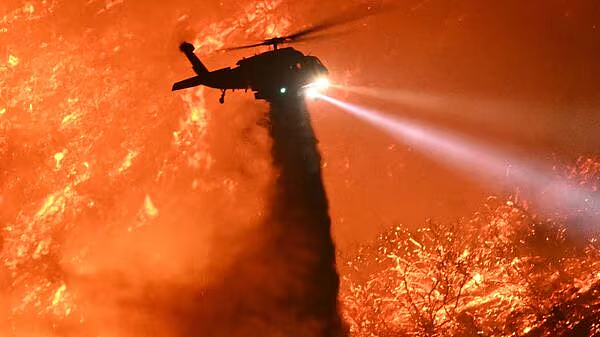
[306,87,320,98]
[317,93,600,224]
[303,77,330,99]
[329,85,599,151]
[314,77,330,90]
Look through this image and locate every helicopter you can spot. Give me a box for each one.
[171,6,388,103]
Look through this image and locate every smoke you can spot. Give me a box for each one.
[1,72,341,335]
[83,95,343,337]
[14,95,277,336]
[2,0,343,335]
[151,96,343,337]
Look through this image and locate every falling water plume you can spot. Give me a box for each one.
[260,94,344,336]
[174,95,343,337]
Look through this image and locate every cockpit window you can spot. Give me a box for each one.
[302,56,322,66]
[301,56,324,67]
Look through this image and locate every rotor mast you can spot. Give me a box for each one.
[265,37,287,50]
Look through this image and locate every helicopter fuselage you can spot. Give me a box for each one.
[172,43,328,102]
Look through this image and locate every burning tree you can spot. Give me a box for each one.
[340,157,600,337]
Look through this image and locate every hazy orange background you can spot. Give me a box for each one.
[1,0,599,334]
[311,0,600,244]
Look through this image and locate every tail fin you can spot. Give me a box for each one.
[180,42,209,75]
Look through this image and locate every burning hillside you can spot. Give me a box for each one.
[1,0,599,336]
[340,156,600,337]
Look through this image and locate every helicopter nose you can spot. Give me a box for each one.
[318,65,329,77]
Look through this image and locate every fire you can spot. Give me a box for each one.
[339,156,600,336]
[7,55,20,68]
[1,0,288,335]
[2,0,599,336]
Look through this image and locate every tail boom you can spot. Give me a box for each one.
[171,76,204,91]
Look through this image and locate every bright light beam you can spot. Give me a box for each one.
[318,93,599,227]
[330,84,446,111]
[329,85,581,140]
[330,84,529,118]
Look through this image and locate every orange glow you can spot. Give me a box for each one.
[2,0,599,336]
[1,1,284,334]
[339,157,600,336]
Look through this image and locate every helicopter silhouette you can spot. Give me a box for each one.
[171,6,388,103]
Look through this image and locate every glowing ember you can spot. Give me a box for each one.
[7,55,20,68]
[142,194,159,219]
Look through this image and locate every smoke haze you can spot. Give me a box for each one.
[2,0,599,335]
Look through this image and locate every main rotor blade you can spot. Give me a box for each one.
[219,3,394,51]
[221,41,269,51]
[284,4,393,41]
[290,30,353,44]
